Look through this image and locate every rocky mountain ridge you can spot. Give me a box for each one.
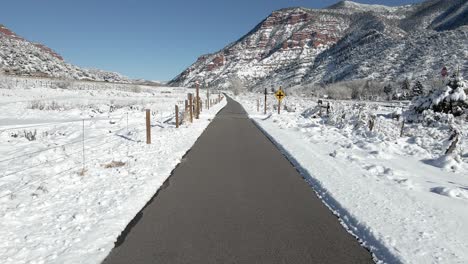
[0,24,129,83]
[170,0,467,90]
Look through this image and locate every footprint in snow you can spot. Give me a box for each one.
[364,164,390,175]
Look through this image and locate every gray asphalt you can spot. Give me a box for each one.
[103,97,373,264]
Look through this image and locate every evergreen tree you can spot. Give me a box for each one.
[401,78,410,90]
[383,84,393,101]
[412,81,424,96]
[401,78,411,99]
[412,74,467,116]
[447,73,462,90]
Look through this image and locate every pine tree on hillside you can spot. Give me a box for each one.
[412,80,424,96]
[383,84,393,101]
[401,78,411,99]
[401,78,410,91]
[412,74,467,116]
[447,73,462,90]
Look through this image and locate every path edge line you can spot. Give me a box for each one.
[102,100,228,261]
[249,117,401,264]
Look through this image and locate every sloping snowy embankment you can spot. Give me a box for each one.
[236,94,468,264]
[0,80,226,263]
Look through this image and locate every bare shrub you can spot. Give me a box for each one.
[0,75,15,89]
[48,101,62,110]
[24,130,37,141]
[28,100,46,110]
[103,161,126,168]
[53,80,73,89]
[320,80,388,100]
[325,84,352,99]
[230,76,245,95]
[131,85,142,93]
[78,168,87,176]
[28,100,63,110]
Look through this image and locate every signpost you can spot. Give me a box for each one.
[264,88,267,115]
[274,87,286,114]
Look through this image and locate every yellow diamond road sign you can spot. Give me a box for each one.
[275,88,286,101]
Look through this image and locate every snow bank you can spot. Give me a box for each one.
[236,93,468,264]
[0,78,226,263]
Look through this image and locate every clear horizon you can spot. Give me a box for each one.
[1,0,420,81]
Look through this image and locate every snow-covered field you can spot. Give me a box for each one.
[0,77,225,264]
[236,93,468,264]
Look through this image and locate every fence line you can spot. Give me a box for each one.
[0,131,127,179]
[0,93,225,199]
[0,165,81,200]
[0,116,127,133]
[0,118,141,164]
[0,128,138,198]
[0,119,146,176]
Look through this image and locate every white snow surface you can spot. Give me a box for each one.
[0,76,226,263]
[235,93,468,264]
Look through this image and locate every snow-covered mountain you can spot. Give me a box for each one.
[0,24,129,83]
[170,0,468,90]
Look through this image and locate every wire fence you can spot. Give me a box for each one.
[0,93,225,200]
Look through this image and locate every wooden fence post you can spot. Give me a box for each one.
[189,94,193,123]
[175,105,179,128]
[369,116,376,132]
[196,82,200,119]
[146,109,151,144]
[445,130,460,155]
[207,89,210,110]
[400,120,405,137]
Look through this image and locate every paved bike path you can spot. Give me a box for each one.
[103,97,373,263]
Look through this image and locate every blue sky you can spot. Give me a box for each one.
[1,0,420,81]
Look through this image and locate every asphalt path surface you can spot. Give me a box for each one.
[103,96,373,263]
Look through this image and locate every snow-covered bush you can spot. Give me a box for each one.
[52,80,73,89]
[28,100,64,111]
[411,74,467,117]
[131,85,142,93]
[0,74,15,89]
[23,130,37,141]
[229,76,245,95]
